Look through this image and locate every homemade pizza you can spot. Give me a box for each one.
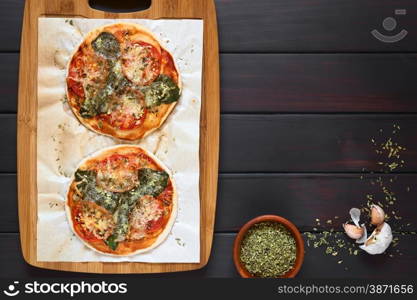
[65,145,177,256]
[66,23,181,141]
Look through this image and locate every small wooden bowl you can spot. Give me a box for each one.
[233,215,305,278]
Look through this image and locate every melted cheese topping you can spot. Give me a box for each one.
[122,43,160,86]
[84,55,108,86]
[104,92,146,130]
[129,196,163,240]
[75,202,115,240]
[69,52,108,97]
[114,93,145,118]
[96,157,139,193]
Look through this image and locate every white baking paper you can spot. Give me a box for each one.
[37,18,203,262]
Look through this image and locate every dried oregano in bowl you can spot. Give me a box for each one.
[239,222,297,278]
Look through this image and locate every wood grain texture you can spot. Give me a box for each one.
[3,174,416,233]
[6,53,417,113]
[0,0,24,52]
[215,174,417,232]
[4,0,417,53]
[17,0,220,274]
[0,116,17,173]
[0,175,18,233]
[0,54,19,113]
[221,54,417,113]
[220,114,417,173]
[217,0,417,53]
[1,233,416,278]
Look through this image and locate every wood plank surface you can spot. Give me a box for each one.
[0,116,16,173]
[4,114,417,173]
[217,0,417,53]
[2,174,415,233]
[220,114,417,173]
[17,0,219,274]
[1,233,416,278]
[3,0,417,53]
[0,175,17,232]
[221,54,417,113]
[215,174,416,232]
[6,53,417,113]
[0,0,24,52]
[0,54,18,113]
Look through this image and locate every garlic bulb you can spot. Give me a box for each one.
[359,222,393,255]
[370,204,385,226]
[344,206,392,255]
[343,223,364,239]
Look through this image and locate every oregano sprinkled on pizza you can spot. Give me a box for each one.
[66,23,181,141]
[66,145,177,256]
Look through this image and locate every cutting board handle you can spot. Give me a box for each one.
[81,0,158,13]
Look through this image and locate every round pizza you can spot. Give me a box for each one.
[65,145,177,256]
[66,23,181,141]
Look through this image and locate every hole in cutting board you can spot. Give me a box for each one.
[88,0,151,13]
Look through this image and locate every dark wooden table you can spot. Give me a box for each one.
[1,0,417,278]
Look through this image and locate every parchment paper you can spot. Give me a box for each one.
[37,18,203,262]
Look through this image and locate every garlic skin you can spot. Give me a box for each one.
[349,208,361,227]
[370,204,385,226]
[356,224,368,244]
[343,223,364,240]
[359,222,393,255]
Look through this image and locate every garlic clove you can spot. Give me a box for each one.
[359,222,393,255]
[343,223,364,240]
[370,204,385,226]
[356,224,368,244]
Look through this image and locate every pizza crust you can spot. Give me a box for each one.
[65,145,178,257]
[66,23,182,141]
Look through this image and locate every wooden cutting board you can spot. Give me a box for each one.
[17,0,219,274]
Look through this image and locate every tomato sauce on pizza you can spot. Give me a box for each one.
[66,146,177,256]
[66,23,181,141]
